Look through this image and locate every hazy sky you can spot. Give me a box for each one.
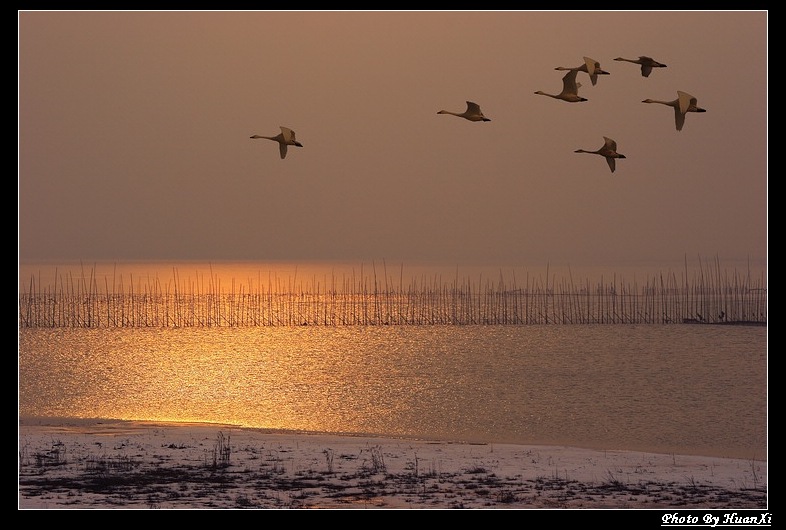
[18,11,768,270]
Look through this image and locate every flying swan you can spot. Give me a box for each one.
[554,56,610,86]
[574,137,626,173]
[613,56,667,78]
[641,91,706,131]
[250,126,303,159]
[437,101,491,122]
[534,70,588,103]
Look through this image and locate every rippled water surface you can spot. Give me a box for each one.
[19,324,766,459]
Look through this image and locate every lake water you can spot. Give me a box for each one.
[18,323,766,460]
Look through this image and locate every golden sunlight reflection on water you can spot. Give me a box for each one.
[19,325,767,459]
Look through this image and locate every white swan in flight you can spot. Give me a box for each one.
[554,56,610,86]
[534,70,588,102]
[614,56,667,77]
[250,126,303,159]
[642,91,706,131]
[437,101,491,122]
[574,137,626,173]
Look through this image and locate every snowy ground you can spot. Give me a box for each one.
[18,417,767,510]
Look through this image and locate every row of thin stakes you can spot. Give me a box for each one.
[19,262,766,328]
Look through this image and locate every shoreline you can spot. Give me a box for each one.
[18,415,765,461]
[19,417,768,509]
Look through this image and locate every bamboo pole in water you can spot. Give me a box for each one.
[17,262,766,328]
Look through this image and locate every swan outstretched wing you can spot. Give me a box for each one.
[561,70,580,95]
[676,91,695,115]
[673,107,686,131]
[583,57,598,76]
[583,56,601,85]
[638,57,653,77]
[280,127,296,143]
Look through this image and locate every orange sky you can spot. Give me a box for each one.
[18,11,767,271]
